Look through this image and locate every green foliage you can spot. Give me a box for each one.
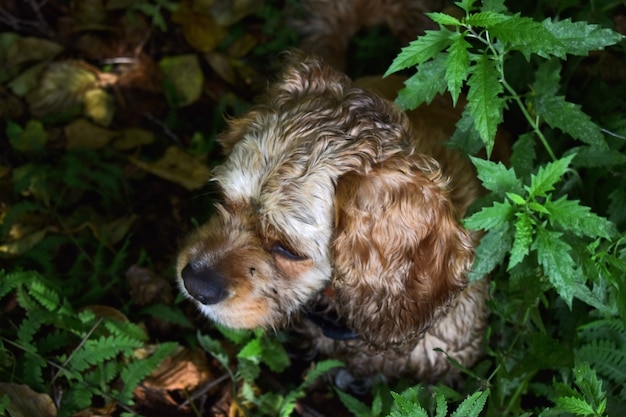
[198,327,343,416]
[387,1,626,416]
[0,270,177,416]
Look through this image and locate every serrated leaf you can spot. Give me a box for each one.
[427,12,461,26]
[528,154,575,199]
[544,196,614,239]
[389,391,429,417]
[434,390,448,417]
[480,0,507,13]
[490,15,565,59]
[335,389,372,416]
[568,145,626,168]
[260,336,291,372]
[533,227,578,307]
[510,132,536,180]
[506,192,526,205]
[470,156,523,196]
[533,94,606,147]
[446,33,470,105]
[542,18,624,57]
[451,389,489,417]
[464,201,514,231]
[467,53,503,155]
[396,54,448,110]
[238,337,263,360]
[508,211,533,269]
[533,58,562,97]
[468,222,512,281]
[554,396,595,415]
[455,0,478,14]
[385,28,454,76]
[465,11,510,27]
[574,363,606,407]
[448,106,483,154]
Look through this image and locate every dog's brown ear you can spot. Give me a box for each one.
[332,154,473,348]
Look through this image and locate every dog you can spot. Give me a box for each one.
[176,48,490,384]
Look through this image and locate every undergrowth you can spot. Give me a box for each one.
[1,0,625,416]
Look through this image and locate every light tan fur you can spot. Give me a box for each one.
[177,50,489,383]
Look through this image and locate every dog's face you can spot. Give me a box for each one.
[177,53,473,346]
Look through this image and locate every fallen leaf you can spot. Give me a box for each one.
[205,52,238,85]
[83,87,115,126]
[26,61,97,117]
[65,118,117,149]
[126,265,173,305]
[159,55,204,107]
[0,383,57,417]
[6,36,64,67]
[209,0,264,27]
[129,146,211,190]
[113,128,155,150]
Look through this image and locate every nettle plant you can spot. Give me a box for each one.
[384,0,626,416]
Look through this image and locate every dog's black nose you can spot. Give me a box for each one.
[181,264,228,305]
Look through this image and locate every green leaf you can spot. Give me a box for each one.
[451,389,489,417]
[396,54,448,110]
[470,156,523,196]
[468,222,512,281]
[427,12,461,26]
[389,391,429,417]
[238,337,263,360]
[533,227,578,307]
[574,363,606,409]
[528,154,575,199]
[532,94,606,147]
[464,200,514,231]
[464,11,510,27]
[445,33,471,106]
[335,389,372,417]
[533,58,562,97]
[467,53,503,155]
[554,396,595,416]
[568,145,626,168]
[489,14,564,59]
[385,28,454,76]
[506,192,526,206]
[260,336,291,372]
[509,211,534,269]
[542,18,624,57]
[510,132,536,180]
[544,196,615,239]
[434,391,448,417]
[455,0,478,14]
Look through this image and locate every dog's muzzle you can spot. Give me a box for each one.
[180,264,228,305]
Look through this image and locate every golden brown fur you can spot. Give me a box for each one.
[177,50,489,384]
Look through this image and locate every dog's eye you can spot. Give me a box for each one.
[271,243,308,261]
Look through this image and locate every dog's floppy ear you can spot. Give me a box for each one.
[332,154,473,348]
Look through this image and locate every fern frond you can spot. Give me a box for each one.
[577,339,626,384]
[68,335,143,373]
[117,342,178,404]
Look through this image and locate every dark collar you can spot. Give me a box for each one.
[304,294,360,341]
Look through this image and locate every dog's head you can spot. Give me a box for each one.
[177,52,473,346]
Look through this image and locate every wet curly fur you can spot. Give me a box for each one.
[176,49,490,383]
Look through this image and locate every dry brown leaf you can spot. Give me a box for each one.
[129,146,210,190]
[126,265,173,306]
[0,383,57,417]
[65,118,117,149]
[205,52,238,85]
[142,346,212,392]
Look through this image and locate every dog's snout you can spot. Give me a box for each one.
[181,264,228,305]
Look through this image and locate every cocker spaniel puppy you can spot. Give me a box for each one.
[177,51,489,384]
